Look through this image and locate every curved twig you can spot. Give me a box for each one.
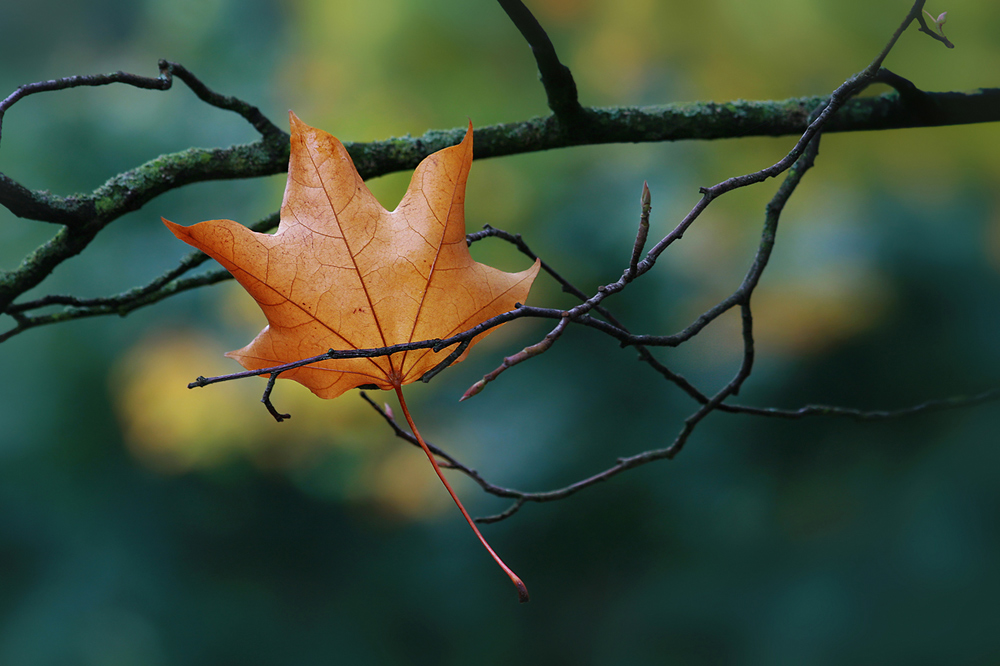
[0,59,282,147]
[0,0,993,526]
[495,0,583,121]
[351,1,995,522]
[0,212,279,343]
[362,383,1000,524]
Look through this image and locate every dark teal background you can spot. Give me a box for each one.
[2,1,998,664]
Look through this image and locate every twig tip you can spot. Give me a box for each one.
[460,380,484,402]
[514,577,530,603]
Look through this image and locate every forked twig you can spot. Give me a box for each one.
[3,0,986,527]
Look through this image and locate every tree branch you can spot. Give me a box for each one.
[340,1,998,520]
[0,212,279,344]
[4,88,997,230]
[3,81,997,323]
[1,0,995,524]
[361,382,1000,524]
[494,0,583,122]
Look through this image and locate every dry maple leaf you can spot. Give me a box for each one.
[164,112,539,602]
[165,113,539,399]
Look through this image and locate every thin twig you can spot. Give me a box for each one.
[915,5,955,48]
[460,315,570,401]
[0,59,282,148]
[261,372,291,422]
[371,382,1000,524]
[731,388,1000,420]
[363,3,981,519]
[468,224,711,405]
[419,338,472,384]
[0,212,279,343]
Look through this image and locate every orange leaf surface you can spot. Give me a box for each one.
[164,112,539,398]
[164,113,539,602]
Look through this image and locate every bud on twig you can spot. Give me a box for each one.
[627,181,651,280]
[921,8,954,48]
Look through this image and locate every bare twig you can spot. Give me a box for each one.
[729,388,1000,420]
[356,1,995,521]
[663,303,757,458]
[419,339,473,384]
[2,0,992,526]
[366,380,1000,525]
[495,0,583,122]
[467,224,713,406]
[4,85,996,322]
[0,212,279,344]
[261,372,291,422]
[460,315,570,401]
[916,6,955,49]
[0,60,282,146]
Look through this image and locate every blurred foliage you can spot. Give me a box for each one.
[1,0,999,664]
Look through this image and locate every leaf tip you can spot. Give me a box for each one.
[460,119,474,154]
[288,110,309,135]
[162,217,186,240]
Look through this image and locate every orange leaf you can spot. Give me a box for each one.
[164,113,539,602]
[164,112,539,397]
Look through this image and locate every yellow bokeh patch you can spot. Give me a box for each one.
[112,328,453,519]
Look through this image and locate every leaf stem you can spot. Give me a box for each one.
[392,385,529,603]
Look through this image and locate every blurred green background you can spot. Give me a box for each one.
[2,0,999,664]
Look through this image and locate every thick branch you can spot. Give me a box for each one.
[7,89,996,229]
[348,88,1000,175]
[1,1,993,529]
[0,60,285,226]
[2,85,996,317]
[0,62,289,313]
